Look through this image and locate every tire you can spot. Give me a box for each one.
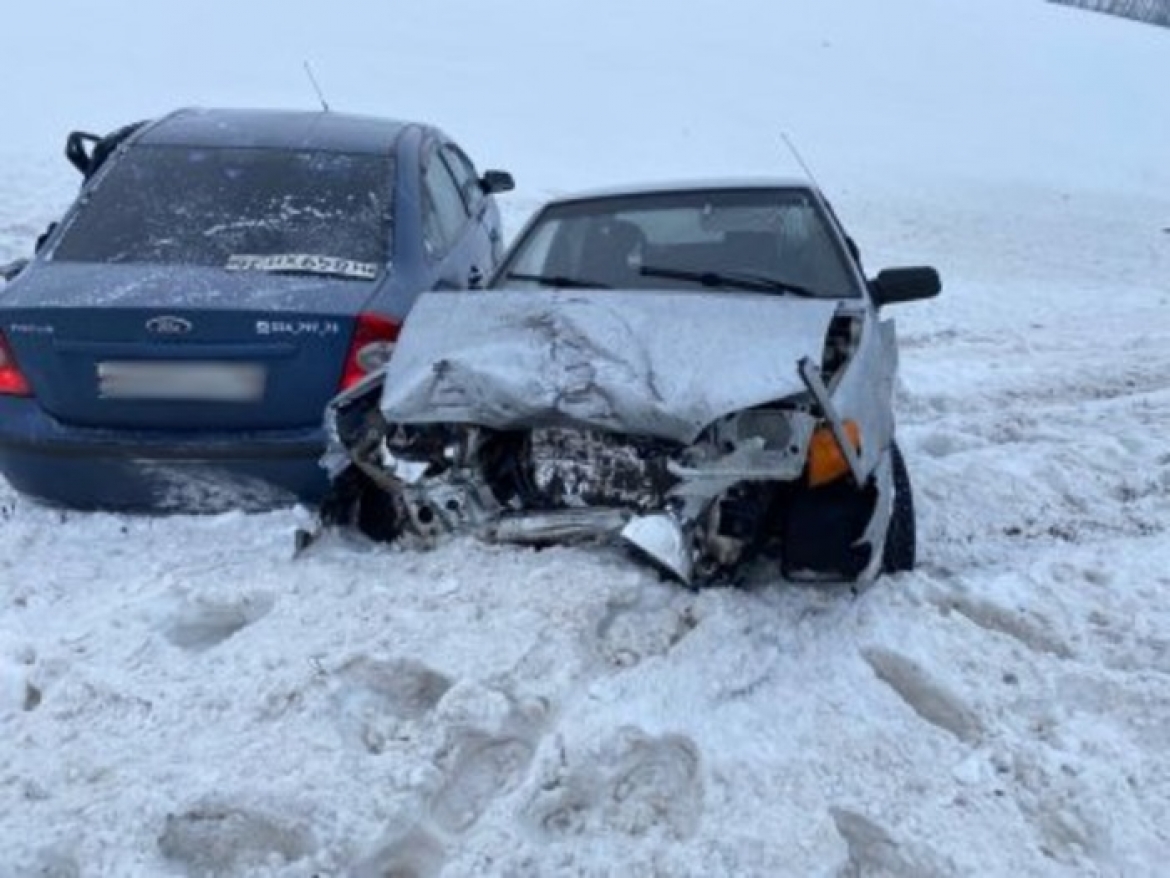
[320,469,401,543]
[356,482,402,543]
[881,442,916,573]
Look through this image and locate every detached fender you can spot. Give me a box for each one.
[831,314,898,474]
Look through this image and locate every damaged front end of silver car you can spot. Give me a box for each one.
[314,359,892,587]
[308,288,904,586]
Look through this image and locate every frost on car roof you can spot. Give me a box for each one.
[139,108,410,155]
[551,177,818,204]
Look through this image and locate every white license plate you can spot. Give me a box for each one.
[97,361,266,402]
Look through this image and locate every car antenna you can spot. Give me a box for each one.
[303,61,332,112]
[781,131,824,190]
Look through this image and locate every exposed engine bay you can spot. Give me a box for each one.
[307,281,913,587]
[318,356,890,586]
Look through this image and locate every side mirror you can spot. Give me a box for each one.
[869,266,941,306]
[65,131,100,175]
[66,121,148,180]
[480,169,515,195]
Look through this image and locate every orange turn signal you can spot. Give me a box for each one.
[807,420,861,487]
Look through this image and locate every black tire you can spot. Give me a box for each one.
[881,442,916,573]
[319,469,401,543]
[355,482,402,543]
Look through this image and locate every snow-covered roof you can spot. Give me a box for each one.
[548,176,817,204]
[139,107,411,154]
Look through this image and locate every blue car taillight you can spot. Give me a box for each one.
[339,313,400,391]
[0,331,31,396]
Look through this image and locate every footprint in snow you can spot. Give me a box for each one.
[594,589,698,669]
[928,590,1073,660]
[332,657,453,755]
[423,686,549,834]
[526,726,703,840]
[428,730,536,834]
[862,647,983,744]
[830,807,956,877]
[157,802,315,876]
[352,823,447,878]
[999,748,1108,868]
[163,592,274,652]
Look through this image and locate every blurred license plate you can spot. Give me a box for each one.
[97,361,266,402]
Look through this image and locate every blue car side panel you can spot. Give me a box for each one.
[0,395,326,510]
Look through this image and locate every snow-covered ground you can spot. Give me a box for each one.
[2,1,1169,875]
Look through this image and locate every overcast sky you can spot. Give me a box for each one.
[3,0,1167,195]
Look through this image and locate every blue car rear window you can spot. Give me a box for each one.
[52,146,393,272]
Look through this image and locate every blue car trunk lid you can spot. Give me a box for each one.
[1,263,379,430]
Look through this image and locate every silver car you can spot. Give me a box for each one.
[315,180,940,586]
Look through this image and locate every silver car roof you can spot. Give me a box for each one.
[545,176,819,204]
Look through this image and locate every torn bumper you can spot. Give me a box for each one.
[316,289,897,585]
[321,383,890,586]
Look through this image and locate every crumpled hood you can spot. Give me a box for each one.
[379,288,841,444]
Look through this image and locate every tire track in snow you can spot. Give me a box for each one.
[861,646,984,744]
[854,288,1170,871]
[899,313,1170,579]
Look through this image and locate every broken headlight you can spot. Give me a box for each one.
[729,409,795,452]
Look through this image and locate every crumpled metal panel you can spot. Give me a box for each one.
[377,289,840,444]
[831,313,899,477]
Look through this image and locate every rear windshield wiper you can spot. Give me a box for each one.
[638,265,819,298]
[503,271,612,290]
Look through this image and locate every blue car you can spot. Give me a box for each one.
[0,107,513,511]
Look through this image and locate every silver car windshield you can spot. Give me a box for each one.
[498,188,862,299]
[52,146,393,273]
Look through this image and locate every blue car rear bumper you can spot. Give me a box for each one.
[0,396,328,511]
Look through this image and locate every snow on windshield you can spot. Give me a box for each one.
[51,146,391,269]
